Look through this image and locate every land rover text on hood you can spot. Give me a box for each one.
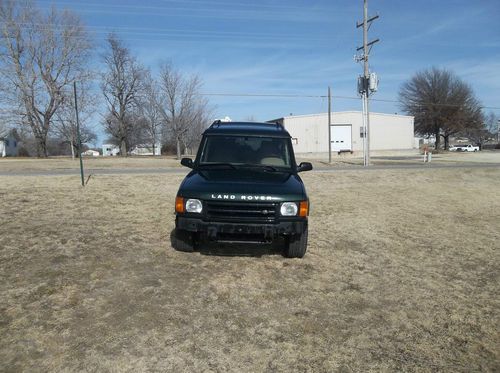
[173,121,312,258]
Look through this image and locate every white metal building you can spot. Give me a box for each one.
[82,149,100,157]
[129,143,161,156]
[270,111,414,155]
[0,130,19,157]
[102,144,120,156]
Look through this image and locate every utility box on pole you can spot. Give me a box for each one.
[369,72,379,92]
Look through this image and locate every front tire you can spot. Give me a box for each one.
[171,229,195,252]
[285,227,308,258]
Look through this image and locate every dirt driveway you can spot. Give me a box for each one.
[1,168,499,372]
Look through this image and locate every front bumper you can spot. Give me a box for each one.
[176,216,307,242]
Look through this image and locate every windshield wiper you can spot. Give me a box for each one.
[239,164,280,172]
[198,162,237,169]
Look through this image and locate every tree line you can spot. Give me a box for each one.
[399,67,497,150]
[0,0,210,158]
[1,1,497,157]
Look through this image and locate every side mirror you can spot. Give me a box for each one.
[180,157,194,169]
[297,162,313,172]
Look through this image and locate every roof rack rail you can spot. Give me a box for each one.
[209,120,285,130]
[210,119,222,128]
[272,121,284,129]
[265,119,284,129]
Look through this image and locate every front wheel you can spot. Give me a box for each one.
[285,228,308,258]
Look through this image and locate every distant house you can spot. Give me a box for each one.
[0,130,19,157]
[102,144,120,156]
[129,143,161,156]
[82,149,100,157]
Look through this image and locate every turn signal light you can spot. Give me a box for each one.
[175,196,184,213]
[299,201,309,217]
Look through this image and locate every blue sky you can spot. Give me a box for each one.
[37,0,500,131]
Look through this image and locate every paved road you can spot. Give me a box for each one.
[0,167,187,177]
[1,162,499,177]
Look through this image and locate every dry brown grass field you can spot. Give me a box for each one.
[0,151,498,174]
[0,156,183,172]
[0,167,499,372]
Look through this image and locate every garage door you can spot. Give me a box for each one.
[330,125,352,152]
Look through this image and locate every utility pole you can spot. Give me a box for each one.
[73,82,85,187]
[356,0,379,166]
[497,119,500,144]
[328,86,332,163]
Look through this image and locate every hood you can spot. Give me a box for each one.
[178,169,306,202]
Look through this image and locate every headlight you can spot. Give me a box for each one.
[280,202,298,216]
[185,199,203,213]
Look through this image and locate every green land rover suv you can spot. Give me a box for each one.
[173,121,312,258]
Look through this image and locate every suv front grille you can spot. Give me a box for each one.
[205,201,278,223]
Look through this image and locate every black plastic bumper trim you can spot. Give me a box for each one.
[176,216,307,241]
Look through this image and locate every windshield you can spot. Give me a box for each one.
[199,135,292,169]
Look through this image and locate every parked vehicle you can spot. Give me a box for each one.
[173,121,313,258]
[449,144,479,152]
[449,144,464,151]
[461,144,479,152]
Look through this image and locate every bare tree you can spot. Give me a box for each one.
[440,81,484,149]
[52,82,97,158]
[464,125,489,150]
[101,34,144,156]
[182,104,211,155]
[399,67,483,150]
[464,111,497,150]
[0,0,92,157]
[0,105,8,135]
[102,110,146,153]
[484,112,499,142]
[158,62,209,159]
[139,71,163,155]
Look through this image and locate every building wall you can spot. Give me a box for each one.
[82,150,100,157]
[130,143,161,156]
[102,144,120,156]
[281,111,414,153]
[0,134,19,157]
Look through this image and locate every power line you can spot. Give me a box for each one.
[32,0,329,12]
[200,93,328,98]
[0,21,332,43]
[197,93,500,110]
[22,1,331,23]
[1,93,498,111]
[0,24,330,42]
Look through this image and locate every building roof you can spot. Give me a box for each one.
[203,121,291,138]
[269,111,414,121]
[132,144,160,149]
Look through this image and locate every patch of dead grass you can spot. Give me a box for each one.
[0,156,183,172]
[0,168,499,371]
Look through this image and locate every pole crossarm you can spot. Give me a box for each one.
[357,38,380,52]
[356,14,379,28]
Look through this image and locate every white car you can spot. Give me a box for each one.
[462,144,479,152]
[449,145,463,151]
